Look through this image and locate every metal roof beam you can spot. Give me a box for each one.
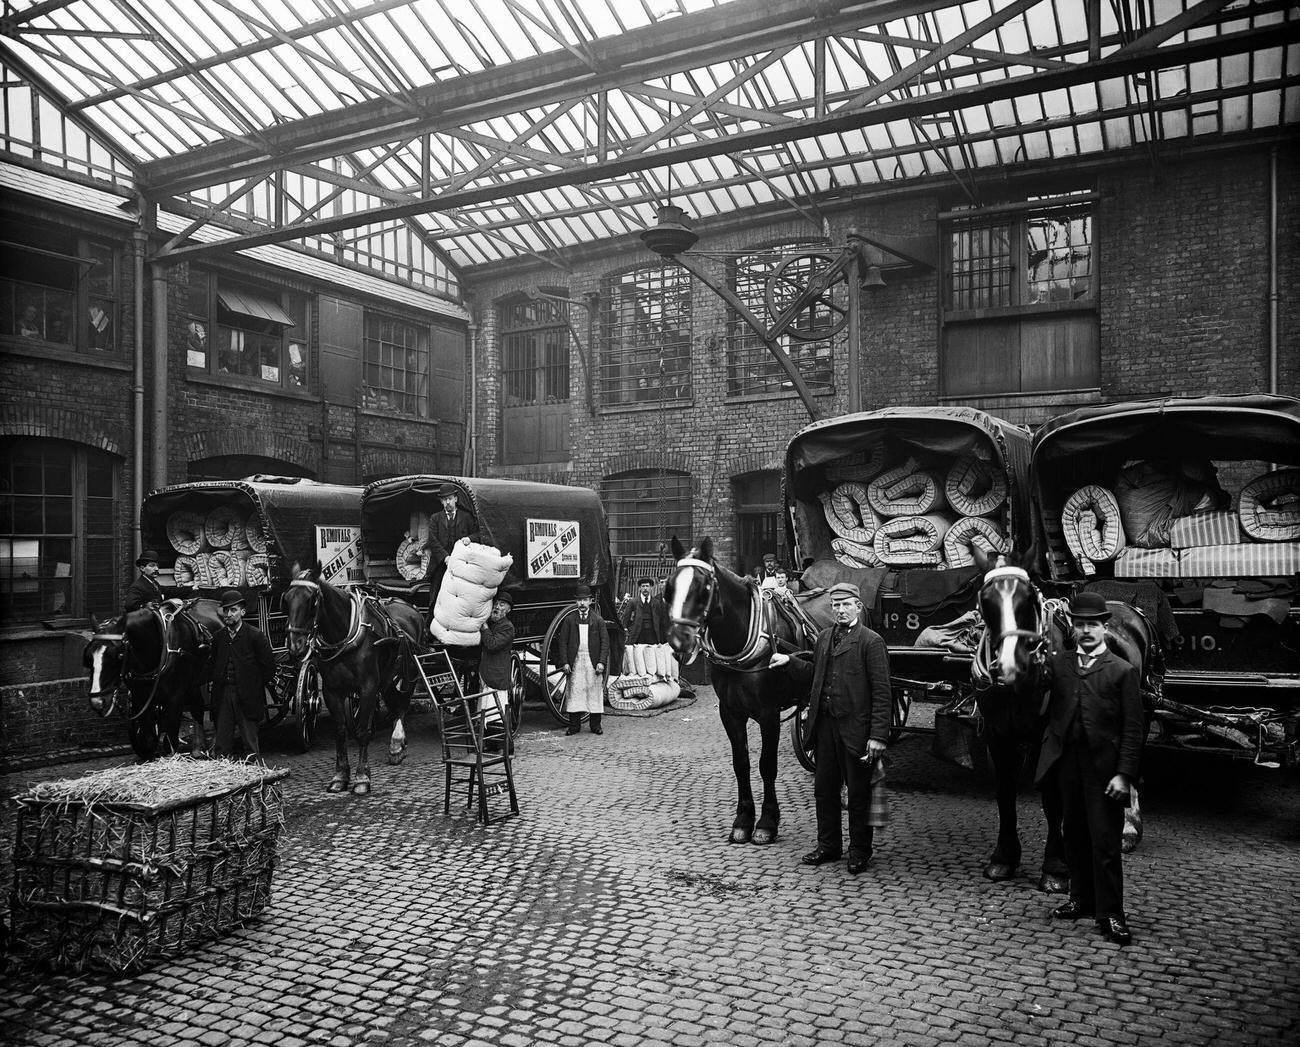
[149,18,1297,265]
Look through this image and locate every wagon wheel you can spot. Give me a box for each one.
[265,655,296,727]
[506,653,528,735]
[788,686,911,772]
[539,605,595,727]
[764,250,850,342]
[294,656,324,752]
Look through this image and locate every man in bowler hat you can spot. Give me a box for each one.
[124,549,169,612]
[770,581,892,874]
[211,589,275,759]
[423,482,481,612]
[1037,590,1143,946]
[621,577,668,645]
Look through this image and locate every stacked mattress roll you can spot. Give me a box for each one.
[819,447,1009,571]
[610,643,681,710]
[431,540,513,646]
[164,505,268,588]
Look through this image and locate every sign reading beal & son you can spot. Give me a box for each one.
[316,525,365,584]
[527,519,581,579]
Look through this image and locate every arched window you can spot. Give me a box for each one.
[602,263,691,406]
[727,241,836,398]
[1,438,120,622]
[600,469,691,558]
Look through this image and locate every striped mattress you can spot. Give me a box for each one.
[943,516,1008,569]
[1238,468,1300,541]
[1061,484,1127,576]
[873,513,950,566]
[867,458,948,518]
[944,455,1007,517]
[1114,542,1300,578]
[1169,511,1242,549]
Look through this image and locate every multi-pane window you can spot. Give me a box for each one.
[733,471,785,573]
[0,219,118,353]
[727,243,835,397]
[186,270,308,389]
[941,195,1098,397]
[601,470,692,558]
[603,264,691,406]
[0,439,118,622]
[946,202,1094,312]
[501,298,569,407]
[363,312,430,417]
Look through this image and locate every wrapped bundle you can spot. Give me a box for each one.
[1238,468,1300,541]
[944,455,1007,517]
[872,514,951,566]
[431,540,513,645]
[167,511,205,556]
[173,555,201,587]
[819,483,879,545]
[395,533,429,582]
[826,445,886,483]
[206,550,243,588]
[242,553,270,587]
[244,511,267,553]
[1115,459,1224,548]
[832,537,883,569]
[204,506,243,550]
[943,516,1008,569]
[1062,485,1126,576]
[623,643,678,680]
[609,677,681,710]
[867,458,948,518]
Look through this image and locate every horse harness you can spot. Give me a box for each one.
[970,566,1058,691]
[287,579,413,663]
[96,600,213,720]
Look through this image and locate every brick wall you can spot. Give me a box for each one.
[0,677,129,771]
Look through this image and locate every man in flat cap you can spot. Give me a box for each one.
[770,580,892,874]
[1036,591,1143,946]
[123,549,169,612]
[423,481,481,612]
[211,589,275,759]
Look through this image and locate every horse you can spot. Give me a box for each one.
[970,545,1162,890]
[84,598,220,759]
[282,564,427,795]
[664,536,822,845]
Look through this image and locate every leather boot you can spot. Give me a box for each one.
[589,714,603,735]
[565,713,581,736]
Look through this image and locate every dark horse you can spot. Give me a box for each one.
[84,598,220,759]
[970,546,1161,889]
[664,537,821,845]
[282,564,426,795]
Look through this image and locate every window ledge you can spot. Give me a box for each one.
[725,386,835,404]
[1,338,131,370]
[598,399,694,415]
[187,370,316,400]
[944,300,1096,322]
[357,407,438,425]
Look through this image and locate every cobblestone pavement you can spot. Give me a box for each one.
[2,687,1298,1047]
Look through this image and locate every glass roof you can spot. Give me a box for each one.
[1,0,1295,279]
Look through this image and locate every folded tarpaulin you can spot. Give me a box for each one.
[895,566,980,616]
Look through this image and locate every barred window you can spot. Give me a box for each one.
[501,298,569,407]
[363,311,429,417]
[602,264,691,406]
[601,470,692,558]
[0,438,118,622]
[727,244,836,397]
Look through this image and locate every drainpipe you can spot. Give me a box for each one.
[466,317,478,476]
[132,221,146,558]
[1268,146,1279,394]
[151,263,169,490]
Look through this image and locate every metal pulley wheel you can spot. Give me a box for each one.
[764,250,850,342]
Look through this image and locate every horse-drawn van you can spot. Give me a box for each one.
[783,405,1035,728]
[1031,393,1300,767]
[359,474,623,725]
[137,476,364,749]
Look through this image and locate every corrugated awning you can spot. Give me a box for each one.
[218,288,294,326]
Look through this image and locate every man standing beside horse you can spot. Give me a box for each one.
[770,581,892,875]
[1037,591,1143,947]
[211,589,275,760]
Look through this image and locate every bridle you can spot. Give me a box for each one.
[971,566,1053,689]
[669,556,772,672]
[89,604,200,720]
[286,578,363,660]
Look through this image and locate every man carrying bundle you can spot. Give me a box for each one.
[423,482,480,612]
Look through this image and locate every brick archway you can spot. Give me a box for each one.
[0,404,125,456]
[184,429,320,477]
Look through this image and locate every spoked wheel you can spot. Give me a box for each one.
[890,685,912,744]
[539,605,591,727]
[266,655,296,727]
[506,653,528,735]
[295,657,324,752]
[789,703,815,773]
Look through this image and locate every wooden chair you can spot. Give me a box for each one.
[431,687,519,825]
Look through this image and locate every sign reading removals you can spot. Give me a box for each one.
[527,518,581,579]
[316,525,365,584]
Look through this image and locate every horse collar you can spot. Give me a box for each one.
[700,577,771,671]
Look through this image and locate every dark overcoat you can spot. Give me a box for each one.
[1034,648,1143,787]
[211,623,275,720]
[123,571,164,612]
[784,622,892,756]
[478,615,516,690]
[424,507,481,574]
[621,594,669,645]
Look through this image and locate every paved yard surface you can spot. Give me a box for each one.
[2,687,1298,1047]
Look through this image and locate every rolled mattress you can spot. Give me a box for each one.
[944,455,1007,518]
[1061,485,1126,575]
[1238,468,1300,541]
[942,516,1008,569]
[872,514,950,567]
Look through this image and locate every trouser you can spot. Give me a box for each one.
[213,688,260,757]
[813,713,874,858]
[567,712,602,733]
[427,562,447,613]
[1057,741,1125,919]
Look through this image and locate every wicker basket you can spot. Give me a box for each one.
[8,759,288,974]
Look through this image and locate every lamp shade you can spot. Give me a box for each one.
[639,204,699,257]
